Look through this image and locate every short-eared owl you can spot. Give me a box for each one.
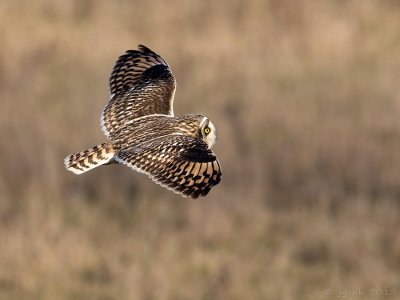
[64,45,221,198]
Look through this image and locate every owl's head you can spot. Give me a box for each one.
[199,116,217,148]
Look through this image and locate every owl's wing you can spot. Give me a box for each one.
[115,135,222,199]
[101,45,176,139]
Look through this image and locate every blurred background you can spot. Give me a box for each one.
[1,0,400,299]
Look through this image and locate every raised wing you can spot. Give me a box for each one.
[101,45,176,139]
[115,135,222,199]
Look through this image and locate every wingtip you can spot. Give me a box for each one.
[137,44,153,53]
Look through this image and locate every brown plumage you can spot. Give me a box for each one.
[64,45,221,199]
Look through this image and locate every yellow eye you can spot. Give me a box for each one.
[204,127,210,135]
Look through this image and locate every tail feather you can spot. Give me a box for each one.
[64,143,116,174]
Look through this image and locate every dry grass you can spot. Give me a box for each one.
[1,0,400,299]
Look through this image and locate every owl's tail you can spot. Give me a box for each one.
[64,143,116,175]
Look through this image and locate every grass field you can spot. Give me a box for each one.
[1,1,400,299]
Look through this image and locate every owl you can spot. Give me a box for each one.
[64,45,221,198]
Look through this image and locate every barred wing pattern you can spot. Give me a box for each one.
[102,45,176,138]
[65,44,222,198]
[115,135,221,199]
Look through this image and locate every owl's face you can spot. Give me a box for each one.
[199,116,217,148]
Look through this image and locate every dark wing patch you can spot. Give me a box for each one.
[115,136,222,199]
[102,45,176,139]
[109,45,171,96]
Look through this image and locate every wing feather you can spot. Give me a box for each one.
[101,45,176,139]
[115,136,221,199]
